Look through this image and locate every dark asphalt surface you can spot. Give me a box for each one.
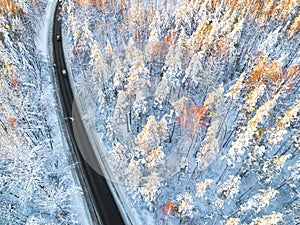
[52,1,125,225]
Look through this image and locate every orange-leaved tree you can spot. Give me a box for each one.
[161,201,176,217]
[0,0,22,15]
[7,116,18,128]
[176,100,210,136]
[248,57,283,89]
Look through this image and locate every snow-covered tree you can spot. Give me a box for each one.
[135,116,161,155]
[113,90,131,130]
[241,188,278,213]
[90,40,109,89]
[125,159,142,192]
[195,179,213,198]
[176,192,194,219]
[139,172,162,206]
[250,212,284,225]
[218,175,241,200]
[111,142,127,181]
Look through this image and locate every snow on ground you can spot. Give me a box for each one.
[40,0,93,224]
[0,0,92,224]
[60,0,300,224]
[36,0,56,58]
[62,23,142,225]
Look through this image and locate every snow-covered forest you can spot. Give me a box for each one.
[1,0,299,224]
[62,0,300,224]
[0,1,90,224]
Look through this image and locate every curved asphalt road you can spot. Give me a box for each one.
[52,1,125,225]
